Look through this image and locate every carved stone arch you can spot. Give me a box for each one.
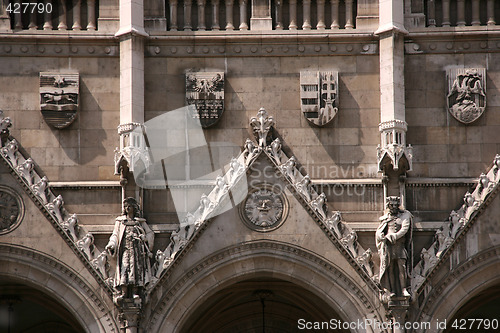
[415,246,500,328]
[0,244,119,333]
[145,240,384,332]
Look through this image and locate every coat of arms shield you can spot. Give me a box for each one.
[446,68,486,124]
[186,72,224,128]
[300,71,339,126]
[40,72,80,129]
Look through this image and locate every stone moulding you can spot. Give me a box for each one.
[0,111,113,294]
[146,240,380,332]
[150,108,379,293]
[410,154,500,296]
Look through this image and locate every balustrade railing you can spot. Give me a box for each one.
[166,0,356,31]
[7,0,98,31]
[425,0,498,27]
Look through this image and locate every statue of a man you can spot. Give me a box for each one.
[106,197,154,302]
[375,196,412,298]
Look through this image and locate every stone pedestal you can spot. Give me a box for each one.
[387,296,410,333]
[118,300,141,333]
[356,0,379,30]
[250,0,272,30]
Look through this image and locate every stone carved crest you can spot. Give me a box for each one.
[186,71,224,128]
[40,72,80,129]
[300,71,339,126]
[447,68,486,124]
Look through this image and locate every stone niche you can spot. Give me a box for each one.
[39,72,80,129]
[185,71,225,128]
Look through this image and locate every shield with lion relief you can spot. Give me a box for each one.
[446,68,486,124]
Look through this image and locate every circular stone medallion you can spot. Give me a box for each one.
[240,184,288,232]
[0,186,24,235]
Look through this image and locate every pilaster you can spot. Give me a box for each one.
[375,0,412,205]
[115,0,150,202]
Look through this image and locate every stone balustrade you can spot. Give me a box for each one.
[6,0,97,31]
[425,0,497,27]
[166,0,358,31]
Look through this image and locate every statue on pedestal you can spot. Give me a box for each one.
[106,197,154,303]
[376,196,412,298]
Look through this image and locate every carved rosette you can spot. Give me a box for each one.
[0,186,24,235]
[447,68,486,124]
[239,184,289,232]
[300,71,339,126]
[40,72,79,129]
[186,71,224,128]
[377,120,413,172]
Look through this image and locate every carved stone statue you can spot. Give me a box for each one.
[105,197,154,302]
[375,196,412,298]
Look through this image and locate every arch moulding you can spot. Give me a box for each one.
[0,244,119,333]
[415,246,500,331]
[146,240,385,333]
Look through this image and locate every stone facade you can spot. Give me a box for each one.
[0,0,500,332]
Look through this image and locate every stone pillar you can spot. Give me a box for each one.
[115,0,150,200]
[375,0,412,204]
[356,0,379,30]
[250,0,272,30]
[0,1,10,31]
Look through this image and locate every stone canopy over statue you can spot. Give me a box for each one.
[106,197,154,303]
[376,196,412,299]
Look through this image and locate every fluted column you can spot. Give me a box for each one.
[87,0,96,30]
[345,0,354,29]
[197,0,206,30]
[315,0,325,29]
[73,0,82,30]
[487,0,495,26]
[184,0,193,30]
[456,0,465,27]
[289,0,297,30]
[239,0,248,30]
[169,0,178,30]
[471,0,480,26]
[225,0,235,30]
[442,0,450,27]
[330,0,339,29]
[43,0,53,30]
[302,0,311,30]
[58,0,68,30]
[212,0,220,30]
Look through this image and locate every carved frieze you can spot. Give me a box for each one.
[40,72,80,129]
[300,71,339,126]
[447,68,486,124]
[186,71,224,128]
